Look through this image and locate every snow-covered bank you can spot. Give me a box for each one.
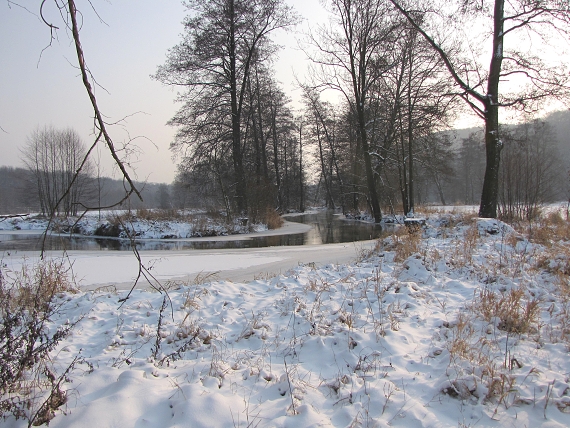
[0,210,284,240]
[0,218,311,241]
[3,213,570,427]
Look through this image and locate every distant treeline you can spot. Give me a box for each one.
[0,169,172,215]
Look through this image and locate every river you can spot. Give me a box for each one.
[0,211,386,252]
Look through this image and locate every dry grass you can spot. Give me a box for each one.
[391,227,422,262]
[135,208,184,221]
[471,287,540,334]
[413,204,440,217]
[511,209,570,247]
[527,210,570,275]
[111,207,283,233]
[444,299,533,410]
[447,313,488,365]
[261,208,284,230]
[0,259,81,425]
[449,222,480,268]
[0,259,77,314]
[109,208,190,225]
[549,274,570,345]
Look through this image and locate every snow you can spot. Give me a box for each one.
[2,212,570,427]
[1,241,374,291]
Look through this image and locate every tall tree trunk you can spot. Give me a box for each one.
[298,121,305,212]
[316,123,335,209]
[407,113,414,215]
[229,0,247,214]
[255,68,270,181]
[433,172,446,205]
[397,115,409,214]
[479,0,504,218]
[329,131,346,214]
[271,107,283,210]
[354,86,381,221]
[360,125,381,222]
[247,78,262,184]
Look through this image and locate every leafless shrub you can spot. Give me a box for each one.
[261,208,284,230]
[448,210,479,226]
[157,328,203,367]
[443,281,543,411]
[238,311,270,341]
[545,210,566,227]
[0,260,83,425]
[190,271,219,286]
[151,297,169,361]
[354,243,376,263]
[444,313,521,409]
[179,274,216,322]
[1,259,77,312]
[135,208,184,221]
[517,209,570,247]
[414,204,439,216]
[446,313,489,365]
[534,245,570,277]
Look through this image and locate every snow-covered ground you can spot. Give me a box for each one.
[2,210,570,427]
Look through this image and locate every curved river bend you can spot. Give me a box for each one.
[0,211,386,252]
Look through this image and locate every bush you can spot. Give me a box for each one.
[262,208,284,230]
[135,208,182,221]
[0,259,82,426]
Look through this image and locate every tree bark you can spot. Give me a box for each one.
[298,121,305,212]
[229,0,248,214]
[479,0,504,218]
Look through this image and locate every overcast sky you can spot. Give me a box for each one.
[0,0,327,184]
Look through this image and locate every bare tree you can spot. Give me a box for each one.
[302,86,346,211]
[305,0,399,222]
[389,0,570,218]
[414,133,455,206]
[296,117,305,213]
[373,15,456,215]
[499,120,562,220]
[0,166,32,214]
[154,0,297,215]
[455,131,486,205]
[20,126,94,216]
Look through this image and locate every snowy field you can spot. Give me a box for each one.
[2,209,570,427]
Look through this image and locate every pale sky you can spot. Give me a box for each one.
[0,0,327,184]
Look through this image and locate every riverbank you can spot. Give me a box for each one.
[0,209,275,239]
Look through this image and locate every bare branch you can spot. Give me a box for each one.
[66,0,143,202]
[388,0,486,105]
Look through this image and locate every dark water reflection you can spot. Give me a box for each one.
[0,211,386,252]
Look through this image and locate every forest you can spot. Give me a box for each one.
[2,111,568,221]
